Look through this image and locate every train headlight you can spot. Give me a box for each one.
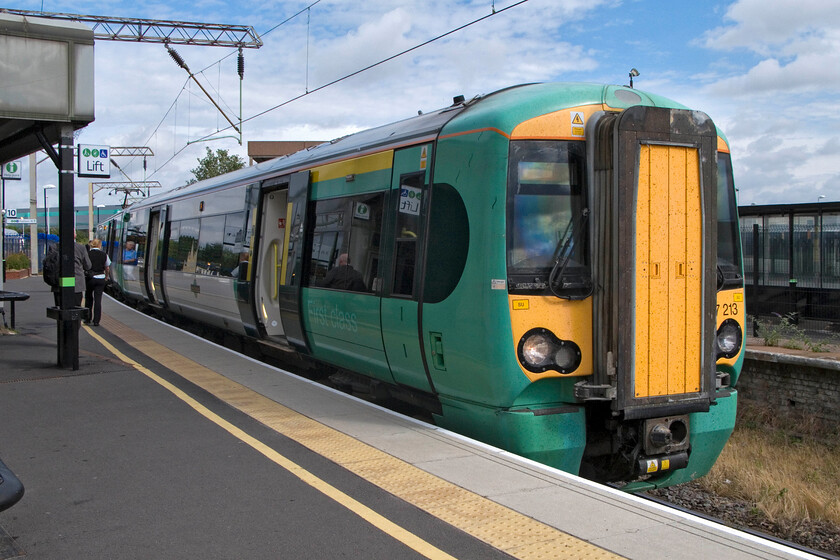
[518,328,581,374]
[521,333,553,368]
[554,342,579,371]
[716,319,742,359]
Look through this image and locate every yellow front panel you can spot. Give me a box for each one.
[634,145,703,398]
[716,289,746,367]
[509,296,593,382]
[510,104,605,140]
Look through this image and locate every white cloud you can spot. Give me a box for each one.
[691,0,840,204]
[703,0,840,52]
[4,0,837,211]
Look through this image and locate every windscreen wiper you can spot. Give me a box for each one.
[548,208,591,299]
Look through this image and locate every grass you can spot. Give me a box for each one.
[698,401,840,529]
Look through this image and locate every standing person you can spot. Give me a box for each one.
[73,230,92,307]
[47,232,91,306]
[84,238,110,326]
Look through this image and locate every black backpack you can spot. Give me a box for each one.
[42,248,60,287]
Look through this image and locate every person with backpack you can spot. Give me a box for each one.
[43,231,91,307]
[83,238,110,326]
[42,243,60,293]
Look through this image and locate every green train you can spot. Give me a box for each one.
[98,82,746,489]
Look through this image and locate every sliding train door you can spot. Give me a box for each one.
[256,187,287,339]
[381,144,433,392]
[144,206,168,305]
[254,171,310,349]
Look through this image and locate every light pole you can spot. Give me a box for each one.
[43,184,56,237]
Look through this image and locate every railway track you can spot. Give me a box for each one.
[644,487,840,559]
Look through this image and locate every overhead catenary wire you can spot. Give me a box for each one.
[149,0,529,177]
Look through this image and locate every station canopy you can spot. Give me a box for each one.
[0,13,94,164]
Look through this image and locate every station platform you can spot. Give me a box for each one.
[0,276,821,560]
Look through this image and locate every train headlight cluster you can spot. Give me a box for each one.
[518,328,581,374]
[715,319,742,359]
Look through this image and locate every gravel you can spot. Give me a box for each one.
[650,481,840,557]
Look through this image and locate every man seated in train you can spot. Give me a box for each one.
[319,253,367,292]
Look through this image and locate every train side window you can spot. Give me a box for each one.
[222,212,247,278]
[125,208,148,267]
[175,219,199,274]
[167,221,181,270]
[307,192,385,293]
[197,215,225,276]
[392,172,425,297]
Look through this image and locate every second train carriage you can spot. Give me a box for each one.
[96,82,746,489]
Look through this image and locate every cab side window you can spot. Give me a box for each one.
[392,172,425,297]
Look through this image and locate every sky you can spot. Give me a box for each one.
[3,0,840,211]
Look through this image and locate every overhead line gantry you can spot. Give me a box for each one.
[0,8,262,48]
[0,8,259,146]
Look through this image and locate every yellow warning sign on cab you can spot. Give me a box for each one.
[571,111,585,137]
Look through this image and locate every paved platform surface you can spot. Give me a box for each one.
[0,276,822,559]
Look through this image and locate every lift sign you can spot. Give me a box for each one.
[78,144,111,178]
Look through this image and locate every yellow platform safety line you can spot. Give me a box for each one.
[85,317,622,560]
[84,322,456,560]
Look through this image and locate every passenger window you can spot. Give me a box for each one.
[174,219,200,273]
[222,212,247,277]
[167,222,181,270]
[307,192,385,293]
[125,209,148,268]
[197,215,225,276]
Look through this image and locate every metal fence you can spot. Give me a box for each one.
[740,205,840,334]
[3,234,53,268]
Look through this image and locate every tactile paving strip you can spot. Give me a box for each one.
[99,315,621,560]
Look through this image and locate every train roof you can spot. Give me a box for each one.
[137,100,468,209]
[133,82,718,210]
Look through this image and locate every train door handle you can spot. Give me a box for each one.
[270,241,280,300]
[430,332,446,371]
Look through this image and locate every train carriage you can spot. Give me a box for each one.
[98,82,746,489]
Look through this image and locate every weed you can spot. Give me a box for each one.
[751,313,839,353]
[699,401,840,526]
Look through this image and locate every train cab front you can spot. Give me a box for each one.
[505,100,744,489]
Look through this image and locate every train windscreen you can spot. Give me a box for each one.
[506,140,590,298]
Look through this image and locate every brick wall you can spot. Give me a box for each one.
[737,350,840,424]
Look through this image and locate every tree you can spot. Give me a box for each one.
[187,147,246,184]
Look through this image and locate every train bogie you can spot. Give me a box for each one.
[102,82,746,488]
